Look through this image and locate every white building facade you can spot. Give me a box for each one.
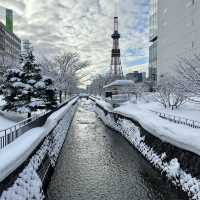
[157,0,200,79]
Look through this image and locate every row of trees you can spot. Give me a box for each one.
[87,74,110,96]
[155,55,200,109]
[0,44,89,117]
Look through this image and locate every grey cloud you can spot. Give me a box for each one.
[0,0,25,15]
[0,0,149,85]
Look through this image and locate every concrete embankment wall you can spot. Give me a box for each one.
[90,98,200,199]
[0,97,79,197]
[92,99,200,178]
[140,126,200,179]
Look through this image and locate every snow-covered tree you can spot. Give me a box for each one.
[40,52,89,103]
[154,75,188,109]
[177,55,200,102]
[133,83,146,101]
[2,50,57,117]
[88,74,110,96]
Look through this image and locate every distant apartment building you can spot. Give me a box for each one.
[0,9,21,68]
[126,71,146,83]
[149,0,158,83]
[153,0,200,81]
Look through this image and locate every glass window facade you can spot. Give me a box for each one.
[149,0,158,41]
[149,41,157,64]
[149,41,157,82]
[149,0,158,83]
[0,23,5,51]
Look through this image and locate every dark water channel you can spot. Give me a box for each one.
[47,100,188,200]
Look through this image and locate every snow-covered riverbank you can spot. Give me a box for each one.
[94,103,200,200]
[93,95,200,158]
[0,97,78,183]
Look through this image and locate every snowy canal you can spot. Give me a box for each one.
[47,100,187,200]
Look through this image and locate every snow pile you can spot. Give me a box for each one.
[34,81,46,89]
[164,158,180,178]
[95,106,200,200]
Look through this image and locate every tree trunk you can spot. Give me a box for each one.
[28,112,31,118]
[59,90,62,103]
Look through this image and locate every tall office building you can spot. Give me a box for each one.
[149,0,158,84]
[157,0,200,80]
[6,9,13,33]
[0,9,21,70]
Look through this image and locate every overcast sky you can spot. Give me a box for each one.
[0,0,149,85]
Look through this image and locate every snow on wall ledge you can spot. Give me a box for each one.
[95,106,200,200]
[0,101,78,200]
[93,98,200,159]
[114,103,200,158]
[0,97,78,184]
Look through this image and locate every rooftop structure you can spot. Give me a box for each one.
[0,9,21,71]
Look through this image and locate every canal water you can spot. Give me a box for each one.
[47,100,187,200]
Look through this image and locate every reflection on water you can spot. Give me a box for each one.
[47,100,187,200]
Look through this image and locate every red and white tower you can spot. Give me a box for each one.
[109,14,123,80]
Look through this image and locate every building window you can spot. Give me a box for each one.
[149,0,158,41]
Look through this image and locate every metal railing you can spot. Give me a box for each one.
[0,111,49,149]
[150,110,200,129]
[0,97,79,192]
[90,95,200,130]
[0,96,78,149]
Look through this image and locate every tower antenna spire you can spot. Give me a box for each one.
[109,1,123,80]
[114,1,118,17]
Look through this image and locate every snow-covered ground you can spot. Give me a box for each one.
[136,93,200,122]
[0,97,78,182]
[0,116,15,131]
[0,95,6,107]
[93,94,200,157]
[0,95,16,130]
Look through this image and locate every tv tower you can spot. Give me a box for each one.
[109,3,123,80]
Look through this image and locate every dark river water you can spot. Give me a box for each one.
[47,100,188,200]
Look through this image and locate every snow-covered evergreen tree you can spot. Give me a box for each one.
[2,50,57,116]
